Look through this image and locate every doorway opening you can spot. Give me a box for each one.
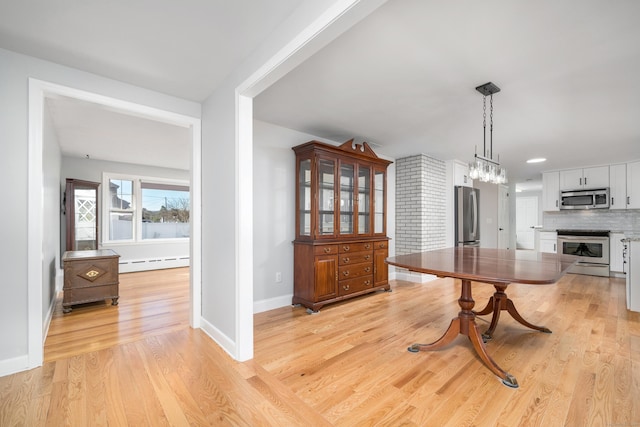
[28,79,201,368]
[515,196,539,250]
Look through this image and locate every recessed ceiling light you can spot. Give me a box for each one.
[526,158,546,164]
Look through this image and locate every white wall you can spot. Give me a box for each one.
[61,156,191,271]
[42,102,62,328]
[251,121,334,311]
[0,46,200,376]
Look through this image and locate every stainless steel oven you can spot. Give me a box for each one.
[557,230,610,277]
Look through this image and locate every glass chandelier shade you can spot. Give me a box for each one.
[468,82,507,185]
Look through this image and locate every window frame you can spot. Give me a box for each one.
[102,172,190,244]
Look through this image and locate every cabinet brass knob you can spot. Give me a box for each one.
[343,257,350,263]
[343,245,350,251]
[364,267,370,272]
[364,280,371,286]
[365,244,371,249]
[324,247,331,253]
[343,271,350,277]
[379,243,386,248]
[364,255,370,260]
[343,285,350,291]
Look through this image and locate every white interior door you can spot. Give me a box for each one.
[516,196,537,250]
[498,185,510,249]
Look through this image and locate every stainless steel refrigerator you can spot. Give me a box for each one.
[454,186,480,247]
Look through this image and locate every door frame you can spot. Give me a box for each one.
[28,78,202,367]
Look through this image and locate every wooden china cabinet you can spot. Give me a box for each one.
[292,139,392,312]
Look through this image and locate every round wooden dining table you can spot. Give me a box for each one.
[386,247,577,388]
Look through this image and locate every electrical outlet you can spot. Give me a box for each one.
[275,272,282,283]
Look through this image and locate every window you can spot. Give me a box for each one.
[141,182,190,239]
[105,174,189,243]
[108,178,134,241]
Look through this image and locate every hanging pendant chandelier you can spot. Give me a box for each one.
[468,82,507,184]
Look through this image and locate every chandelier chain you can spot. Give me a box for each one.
[490,94,494,159]
[469,82,507,184]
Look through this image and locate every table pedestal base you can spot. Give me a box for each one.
[474,284,552,340]
[408,279,518,388]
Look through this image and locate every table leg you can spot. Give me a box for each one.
[478,284,552,340]
[408,279,518,388]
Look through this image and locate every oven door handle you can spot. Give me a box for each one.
[558,236,609,241]
[574,261,609,267]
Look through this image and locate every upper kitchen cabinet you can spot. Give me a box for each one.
[542,171,560,211]
[627,160,640,209]
[559,166,609,191]
[609,164,627,210]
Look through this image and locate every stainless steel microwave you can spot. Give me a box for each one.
[560,188,609,210]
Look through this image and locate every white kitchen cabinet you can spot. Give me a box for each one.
[627,160,640,209]
[453,161,473,187]
[626,240,640,312]
[610,232,625,273]
[609,164,627,210]
[542,172,560,211]
[539,231,557,253]
[559,166,609,191]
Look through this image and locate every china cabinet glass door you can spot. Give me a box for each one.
[339,163,355,235]
[358,166,371,234]
[318,158,336,236]
[298,159,311,236]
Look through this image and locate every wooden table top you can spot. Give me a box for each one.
[386,247,578,285]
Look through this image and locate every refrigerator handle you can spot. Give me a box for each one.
[470,190,477,237]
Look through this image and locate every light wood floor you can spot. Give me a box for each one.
[1,268,639,425]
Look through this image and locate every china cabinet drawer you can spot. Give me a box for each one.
[339,242,374,253]
[339,252,372,265]
[339,263,373,279]
[374,241,388,250]
[314,244,339,255]
[339,275,374,295]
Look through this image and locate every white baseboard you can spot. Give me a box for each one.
[42,292,57,346]
[0,355,30,378]
[199,317,236,360]
[119,256,190,273]
[394,269,438,283]
[253,294,293,313]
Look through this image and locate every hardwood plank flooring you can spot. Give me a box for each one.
[1,267,639,425]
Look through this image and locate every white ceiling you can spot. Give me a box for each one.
[2,0,640,185]
[45,95,193,170]
[0,0,304,102]
[255,0,640,187]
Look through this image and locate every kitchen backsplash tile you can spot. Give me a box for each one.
[543,209,640,234]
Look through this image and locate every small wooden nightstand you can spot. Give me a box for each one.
[62,249,120,313]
